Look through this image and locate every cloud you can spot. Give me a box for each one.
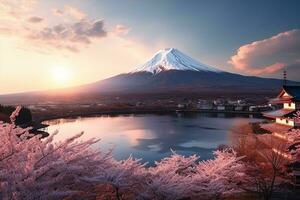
[0,0,137,54]
[0,27,12,34]
[72,20,106,38]
[27,16,43,23]
[0,0,37,19]
[52,5,86,20]
[283,62,300,81]
[264,61,300,81]
[0,0,109,53]
[229,29,300,75]
[0,0,37,37]
[28,20,107,52]
[64,5,86,20]
[114,24,130,35]
[52,8,64,16]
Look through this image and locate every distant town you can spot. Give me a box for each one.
[1,95,279,122]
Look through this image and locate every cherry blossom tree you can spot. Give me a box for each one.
[0,106,113,200]
[191,149,247,200]
[285,129,300,162]
[293,111,300,124]
[0,107,252,200]
[140,149,247,200]
[140,151,198,200]
[82,156,149,200]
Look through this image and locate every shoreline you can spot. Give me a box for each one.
[39,108,263,123]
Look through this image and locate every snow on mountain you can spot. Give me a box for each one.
[131,48,222,74]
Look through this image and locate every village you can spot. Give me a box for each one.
[5,95,275,122]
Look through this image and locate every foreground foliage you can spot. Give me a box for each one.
[1,107,297,200]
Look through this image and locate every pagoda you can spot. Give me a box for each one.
[262,85,300,140]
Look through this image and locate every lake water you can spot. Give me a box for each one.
[44,113,261,165]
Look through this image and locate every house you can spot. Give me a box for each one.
[225,105,235,111]
[197,104,213,110]
[263,85,300,128]
[197,100,213,110]
[234,106,245,111]
[249,106,257,112]
[177,104,185,109]
[216,105,225,111]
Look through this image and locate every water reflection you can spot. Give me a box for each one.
[44,113,261,165]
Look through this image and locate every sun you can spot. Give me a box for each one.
[51,66,72,86]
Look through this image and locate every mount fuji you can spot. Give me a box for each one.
[131,48,221,74]
[76,48,287,95]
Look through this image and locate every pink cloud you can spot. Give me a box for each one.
[52,8,64,16]
[52,6,86,20]
[27,16,43,23]
[115,24,130,35]
[0,0,108,53]
[229,29,300,75]
[64,5,86,20]
[0,0,37,19]
[0,1,131,54]
[247,62,285,75]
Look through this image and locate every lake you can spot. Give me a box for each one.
[44,112,261,165]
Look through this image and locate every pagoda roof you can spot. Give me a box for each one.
[284,85,300,100]
[279,85,300,100]
[260,122,292,134]
[269,97,292,104]
[269,85,300,104]
[263,109,296,119]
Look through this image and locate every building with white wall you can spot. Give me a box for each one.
[263,85,300,128]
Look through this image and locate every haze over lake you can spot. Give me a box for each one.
[44,113,262,165]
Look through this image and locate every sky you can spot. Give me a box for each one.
[0,0,300,94]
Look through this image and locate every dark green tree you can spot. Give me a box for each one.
[0,105,32,125]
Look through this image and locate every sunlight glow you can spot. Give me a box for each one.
[51,66,72,86]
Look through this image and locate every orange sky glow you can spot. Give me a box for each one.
[0,0,163,94]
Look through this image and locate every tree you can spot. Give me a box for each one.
[0,106,113,200]
[0,107,253,200]
[191,149,247,200]
[240,139,289,200]
[140,149,247,200]
[142,151,198,200]
[287,130,300,161]
[286,112,300,163]
[0,105,32,125]
[82,156,149,200]
[293,111,300,124]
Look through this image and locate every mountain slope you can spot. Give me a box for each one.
[77,48,290,95]
[82,70,285,94]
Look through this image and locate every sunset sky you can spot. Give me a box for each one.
[0,0,300,94]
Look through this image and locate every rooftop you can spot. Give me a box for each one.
[260,122,292,134]
[283,85,300,101]
[269,85,300,104]
[263,109,295,118]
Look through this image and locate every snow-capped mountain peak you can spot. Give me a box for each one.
[131,48,222,74]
